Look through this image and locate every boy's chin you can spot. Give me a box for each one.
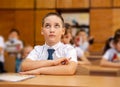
[48,39,58,43]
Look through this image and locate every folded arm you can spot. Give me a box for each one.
[78,55,91,65]
[21,59,55,71]
[21,58,71,71]
[20,61,77,75]
[100,58,120,68]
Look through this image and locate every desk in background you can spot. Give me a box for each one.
[76,65,120,76]
[87,55,102,65]
[0,74,120,87]
[4,53,16,72]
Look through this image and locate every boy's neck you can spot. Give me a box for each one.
[46,42,60,47]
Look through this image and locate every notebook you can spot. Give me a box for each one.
[0,73,35,82]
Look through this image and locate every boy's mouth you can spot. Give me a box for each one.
[49,35,55,37]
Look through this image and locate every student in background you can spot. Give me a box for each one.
[21,45,33,59]
[5,29,24,72]
[5,28,24,56]
[16,45,33,72]
[103,37,114,54]
[73,35,91,65]
[61,25,73,44]
[20,12,77,75]
[61,28,90,65]
[100,29,120,68]
[76,29,89,53]
[0,36,5,73]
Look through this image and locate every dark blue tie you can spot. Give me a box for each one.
[47,49,55,60]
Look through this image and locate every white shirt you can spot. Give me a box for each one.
[79,41,89,52]
[103,48,120,62]
[5,39,23,53]
[74,47,84,58]
[27,42,77,62]
[0,36,5,62]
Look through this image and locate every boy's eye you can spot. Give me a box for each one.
[55,24,60,28]
[45,24,51,29]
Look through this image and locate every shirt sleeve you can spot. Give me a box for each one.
[26,46,40,61]
[80,42,89,52]
[65,46,77,62]
[76,47,84,58]
[103,50,111,60]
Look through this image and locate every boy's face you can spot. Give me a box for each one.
[114,41,120,52]
[9,32,19,39]
[61,33,72,44]
[78,32,87,41]
[42,15,64,46]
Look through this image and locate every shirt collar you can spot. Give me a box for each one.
[44,42,62,50]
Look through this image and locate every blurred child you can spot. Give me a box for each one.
[73,35,91,65]
[61,29,73,44]
[5,29,24,72]
[100,29,120,68]
[5,28,24,56]
[76,29,89,52]
[103,37,114,54]
[21,45,33,59]
[16,45,33,72]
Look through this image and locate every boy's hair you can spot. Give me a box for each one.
[113,29,120,44]
[9,28,20,36]
[75,29,86,36]
[42,12,65,28]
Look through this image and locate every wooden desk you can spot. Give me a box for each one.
[0,75,120,87]
[76,65,120,76]
[87,55,102,65]
[4,53,16,72]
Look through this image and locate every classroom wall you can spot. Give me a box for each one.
[0,0,120,52]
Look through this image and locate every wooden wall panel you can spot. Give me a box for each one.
[35,10,56,45]
[15,0,34,9]
[36,0,56,9]
[57,0,89,9]
[14,11,34,46]
[0,0,15,8]
[113,9,120,32]
[113,0,120,7]
[0,0,34,9]
[0,11,15,40]
[90,9,113,51]
[91,0,112,8]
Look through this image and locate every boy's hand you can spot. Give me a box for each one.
[53,58,71,66]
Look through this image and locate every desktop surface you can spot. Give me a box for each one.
[0,74,120,87]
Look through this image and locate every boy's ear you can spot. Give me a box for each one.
[41,31,43,35]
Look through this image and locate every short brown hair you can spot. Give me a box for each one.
[42,12,65,28]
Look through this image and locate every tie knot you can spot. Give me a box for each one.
[47,49,55,60]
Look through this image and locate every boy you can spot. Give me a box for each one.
[20,12,77,75]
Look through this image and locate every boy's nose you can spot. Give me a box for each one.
[50,27,55,33]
